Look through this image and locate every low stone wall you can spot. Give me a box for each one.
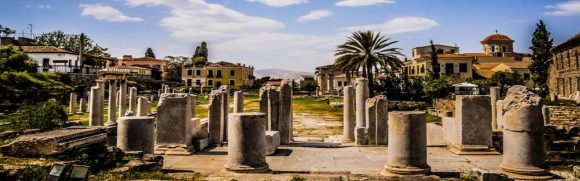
[388,101,427,111]
[545,106,580,127]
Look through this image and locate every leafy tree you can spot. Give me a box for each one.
[163,56,190,83]
[35,30,109,58]
[254,76,271,88]
[145,47,156,58]
[422,76,452,100]
[12,101,68,130]
[0,46,37,73]
[334,30,404,96]
[302,81,317,96]
[490,71,524,95]
[429,40,441,78]
[529,20,553,97]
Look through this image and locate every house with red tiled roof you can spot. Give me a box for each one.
[117,48,168,80]
[19,45,112,74]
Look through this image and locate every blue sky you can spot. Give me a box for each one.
[1,0,579,72]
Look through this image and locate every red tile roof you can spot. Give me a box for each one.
[18,46,74,54]
[481,33,514,43]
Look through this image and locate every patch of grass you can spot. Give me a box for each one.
[292,97,342,119]
[90,171,194,181]
[426,113,441,123]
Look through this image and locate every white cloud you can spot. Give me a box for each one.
[297,9,333,22]
[343,17,439,34]
[37,4,51,9]
[246,0,308,7]
[545,0,580,16]
[335,0,395,7]
[79,4,144,22]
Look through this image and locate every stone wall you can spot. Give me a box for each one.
[547,35,580,100]
[546,106,580,127]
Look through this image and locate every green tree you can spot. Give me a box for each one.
[145,47,156,58]
[0,46,37,73]
[422,76,452,100]
[163,56,190,83]
[490,71,524,95]
[429,40,441,78]
[334,30,404,96]
[12,101,68,130]
[35,30,109,57]
[529,20,553,97]
[302,81,317,96]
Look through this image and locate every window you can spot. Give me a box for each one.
[42,58,50,67]
[208,80,213,86]
[502,46,506,52]
[491,46,496,53]
[216,81,222,87]
[230,69,235,76]
[208,70,213,77]
[577,78,580,91]
[445,63,454,75]
[436,49,444,54]
[229,80,235,86]
[459,63,468,73]
[420,65,425,73]
[216,70,222,77]
[196,70,201,76]
[450,49,456,54]
[570,78,573,96]
[187,79,192,86]
[523,73,530,80]
[196,79,201,86]
[187,70,193,76]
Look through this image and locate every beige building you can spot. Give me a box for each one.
[118,54,167,80]
[403,44,474,80]
[182,60,255,89]
[548,33,580,100]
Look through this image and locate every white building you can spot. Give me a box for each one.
[19,46,107,74]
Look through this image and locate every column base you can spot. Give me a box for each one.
[448,145,500,155]
[499,165,553,180]
[381,165,430,176]
[154,145,193,155]
[225,164,271,173]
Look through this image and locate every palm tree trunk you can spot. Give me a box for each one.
[367,64,374,97]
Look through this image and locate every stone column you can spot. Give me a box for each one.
[208,90,223,145]
[188,88,193,94]
[366,95,388,145]
[328,74,335,95]
[164,85,170,93]
[190,94,197,118]
[382,111,430,176]
[116,90,121,108]
[119,80,128,117]
[219,86,229,143]
[136,97,150,116]
[234,91,244,113]
[279,79,293,144]
[343,85,355,142]
[496,100,504,130]
[89,86,104,126]
[79,98,86,113]
[489,87,500,130]
[129,87,138,114]
[117,116,155,154]
[355,78,369,144]
[499,86,552,180]
[155,93,193,153]
[107,80,117,126]
[69,93,78,114]
[449,95,495,154]
[225,113,270,173]
[319,74,327,95]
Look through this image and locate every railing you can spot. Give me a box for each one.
[38,65,102,75]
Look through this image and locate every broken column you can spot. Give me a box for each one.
[106,80,117,126]
[499,85,552,180]
[79,98,87,113]
[129,87,138,114]
[225,113,270,173]
[259,86,280,131]
[136,97,150,116]
[343,85,355,142]
[366,95,388,145]
[89,86,104,126]
[234,91,244,113]
[69,93,78,114]
[208,90,223,145]
[355,78,369,144]
[117,116,155,154]
[155,93,193,154]
[449,95,495,154]
[490,87,500,130]
[119,80,128,118]
[382,111,430,176]
[219,86,229,143]
[278,79,293,144]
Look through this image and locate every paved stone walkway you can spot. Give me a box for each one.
[163,143,503,180]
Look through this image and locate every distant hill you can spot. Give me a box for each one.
[254,69,313,79]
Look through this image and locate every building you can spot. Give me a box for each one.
[19,45,111,74]
[548,33,580,100]
[110,65,153,79]
[403,44,473,79]
[315,65,380,95]
[295,74,316,89]
[117,53,167,80]
[181,60,255,89]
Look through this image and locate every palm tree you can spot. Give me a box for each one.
[334,30,404,96]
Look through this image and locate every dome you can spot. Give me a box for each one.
[481,33,514,43]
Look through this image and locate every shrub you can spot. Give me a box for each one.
[12,101,68,130]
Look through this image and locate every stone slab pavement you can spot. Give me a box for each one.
[163,142,502,180]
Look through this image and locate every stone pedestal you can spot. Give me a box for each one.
[155,93,193,154]
[382,111,430,176]
[366,95,388,145]
[265,131,280,155]
[117,116,155,154]
[259,86,279,131]
[490,87,500,130]
[355,127,367,145]
[234,91,244,113]
[106,80,117,126]
[225,113,270,173]
[79,98,87,113]
[448,95,497,155]
[136,97,150,116]
[129,87,138,114]
[279,80,292,144]
[89,86,104,126]
[69,93,78,114]
[343,86,355,142]
[355,78,369,128]
[499,86,552,180]
[208,90,223,145]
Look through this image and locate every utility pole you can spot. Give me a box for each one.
[28,24,33,38]
[79,33,85,72]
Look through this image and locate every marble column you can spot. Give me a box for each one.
[490,87,500,130]
[366,95,388,145]
[382,111,430,176]
[355,78,369,144]
[69,93,78,114]
[208,90,223,145]
[119,80,128,117]
[89,86,104,126]
[234,91,244,113]
[106,80,117,126]
[136,97,150,116]
[279,80,293,144]
[343,85,355,142]
[499,86,552,180]
[129,87,138,114]
[225,113,270,173]
[79,98,86,113]
[328,74,335,95]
